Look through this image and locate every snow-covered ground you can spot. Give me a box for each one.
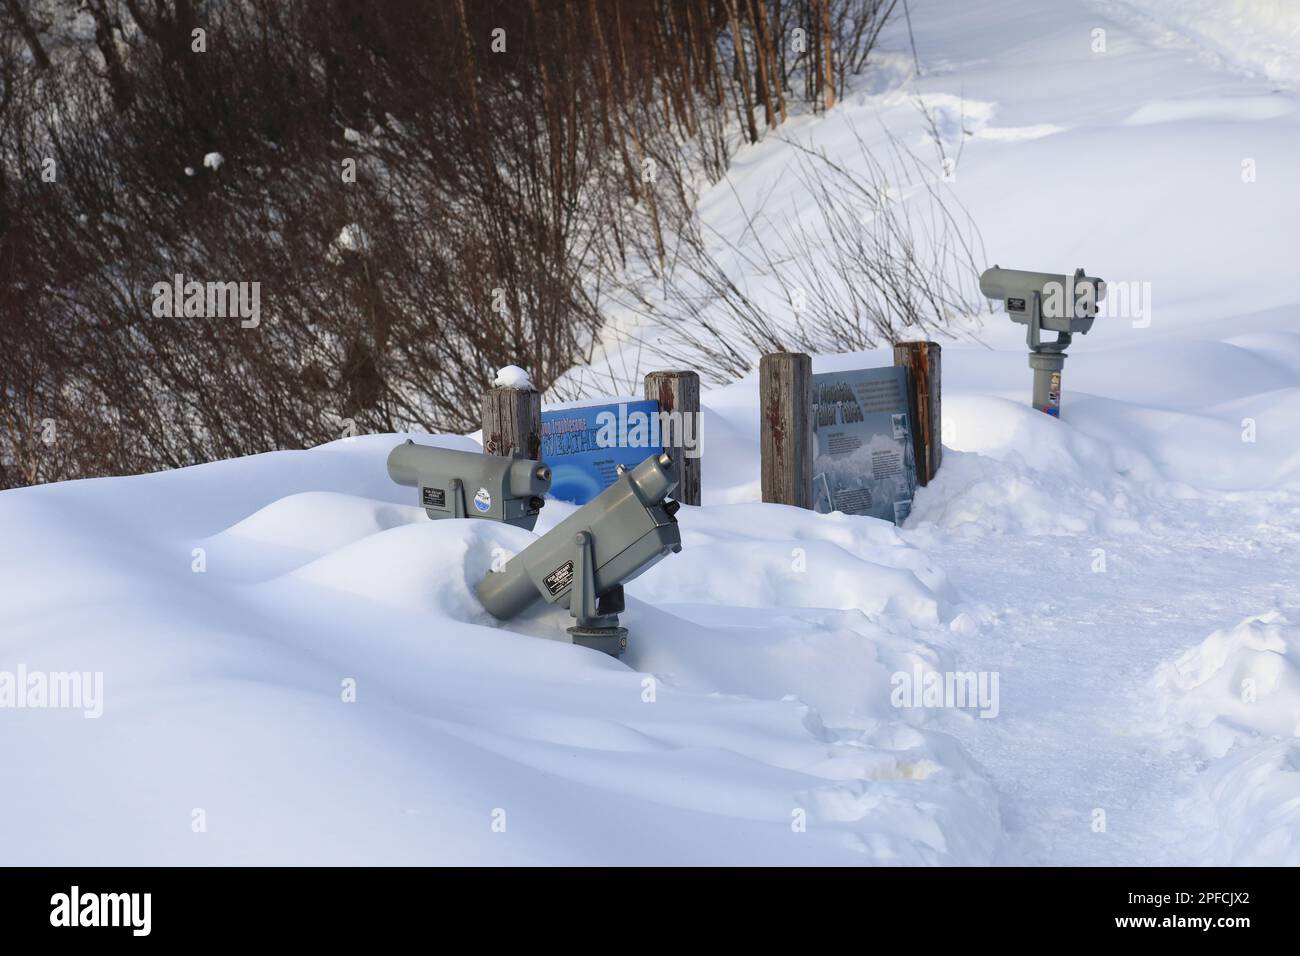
[2,0,1298,864]
[1099,0,1300,90]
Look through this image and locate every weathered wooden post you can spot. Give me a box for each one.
[893,341,942,485]
[481,382,542,460]
[644,370,701,506]
[759,351,813,509]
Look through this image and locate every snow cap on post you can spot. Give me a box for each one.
[493,365,534,390]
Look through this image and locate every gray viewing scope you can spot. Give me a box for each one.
[979,265,1106,417]
[387,440,552,531]
[477,452,683,656]
[979,266,1106,339]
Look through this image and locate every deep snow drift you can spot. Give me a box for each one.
[2,0,1299,864]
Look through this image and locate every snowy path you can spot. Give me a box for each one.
[923,489,1300,864]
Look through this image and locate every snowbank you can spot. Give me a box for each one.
[1154,611,1300,755]
[1105,0,1300,89]
[0,433,1001,864]
[1150,612,1300,864]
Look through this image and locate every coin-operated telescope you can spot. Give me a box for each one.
[979,266,1106,417]
[477,452,683,657]
[387,440,551,531]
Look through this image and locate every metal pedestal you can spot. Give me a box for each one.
[1029,351,1066,417]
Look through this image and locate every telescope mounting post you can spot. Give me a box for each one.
[566,531,629,656]
[447,478,467,519]
[1027,291,1071,417]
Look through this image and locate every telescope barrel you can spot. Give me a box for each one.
[630,452,678,504]
[477,452,681,621]
[387,442,551,492]
[387,440,552,529]
[477,559,540,619]
[387,441,465,487]
[979,267,1106,304]
[980,267,1064,301]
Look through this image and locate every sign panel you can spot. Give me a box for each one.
[811,366,918,525]
[540,400,663,504]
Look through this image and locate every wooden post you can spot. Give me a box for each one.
[893,341,942,485]
[481,385,542,460]
[759,352,813,509]
[644,370,701,506]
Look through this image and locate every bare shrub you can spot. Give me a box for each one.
[0,0,908,487]
[640,120,988,384]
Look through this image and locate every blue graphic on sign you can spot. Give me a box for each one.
[541,400,663,504]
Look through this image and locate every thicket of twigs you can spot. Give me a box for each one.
[0,0,901,487]
[627,121,987,385]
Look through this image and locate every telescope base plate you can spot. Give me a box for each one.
[568,624,629,657]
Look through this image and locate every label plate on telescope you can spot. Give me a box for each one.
[543,560,575,596]
[421,486,446,509]
[1007,297,1026,312]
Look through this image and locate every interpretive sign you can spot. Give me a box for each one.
[811,366,918,524]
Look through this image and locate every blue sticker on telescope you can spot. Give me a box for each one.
[541,400,664,505]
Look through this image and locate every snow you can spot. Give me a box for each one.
[3,0,1300,864]
[334,223,369,254]
[1097,0,1300,90]
[1146,612,1300,865]
[0,446,1002,864]
[1154,611,1300,756]
[492,365,534,390]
